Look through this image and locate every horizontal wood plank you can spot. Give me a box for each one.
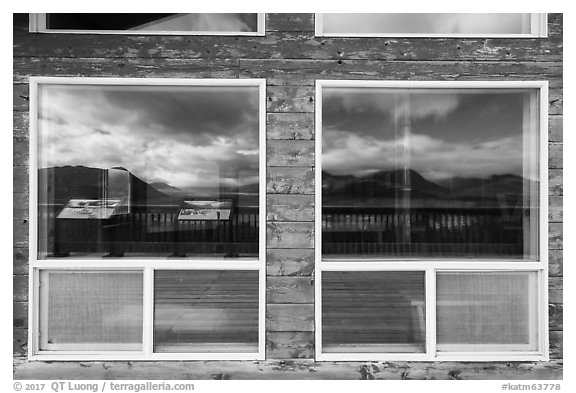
[267,277,314,304]
[549,223,562,250]
[266,304,314,332]
[549,331,562,359]
[13,84,29,111]
[549,170,562,196]
[12,359,563,380]
[548,277,563,304]
[267,113,314,140]
[239,60,562,87]
[549,115,562,142]
[266,249,315,276]
[13,275,28,302]
[267,195,314,222]
[13,57,239,82]
[266,167,314,194]
[267,140,314,166]
[267,86,315,113]
[549,303,562,331]
[13,301,28,328]
[549,143,563,169]
[13,248,29,276]
[13,328,27,357]
[548,250,562,277]
[549,196,562,222]
[267,222,314,249]
[266,332,314,359]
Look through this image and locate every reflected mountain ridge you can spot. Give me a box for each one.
[322,169,533,208]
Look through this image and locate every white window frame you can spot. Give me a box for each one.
[28,77,267,361]
[314,80,549,362]
[314,13,548,38]
[29,13,266,36]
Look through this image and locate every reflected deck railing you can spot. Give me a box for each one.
[322,206,528,257]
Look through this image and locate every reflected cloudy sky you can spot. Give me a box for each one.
[136,14,258,32]
[323,88,534,181]
[322,13,529,35]
[39,84,260,190]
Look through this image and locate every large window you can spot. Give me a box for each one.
[315,13,547,38]
[29,13,265,36]
[29,78,266,360]
[315,80,548,361]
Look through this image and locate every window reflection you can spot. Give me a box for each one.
[37,84,260,259]
[322,88,539,260]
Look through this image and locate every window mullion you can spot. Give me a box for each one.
[425,267,437,359]
[143,267,154,358]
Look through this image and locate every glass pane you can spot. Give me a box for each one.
[46,13,259,33]
[37,83,260,259]
[322,87,539,260]
[321,13,532,35]
[39,270,143,351]
[153,270,259,353]
[436,272,539,352]
[322,271,426,353]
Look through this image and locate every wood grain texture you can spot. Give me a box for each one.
[13,248,29,276]
[13,57,239,82]
[13,84,29,111]
[549,144,563,169]
[13,301,28,328]
[549,223,562,250]
[13,275,28,302]
[549,304,563,331]
[13,111,29,140]
[266,332,314,359]
[266,167,314,194]
[267,113,314,140]
[549,331,563,359]
[267,140,314,166]
[267,195,314,222]
[12,359,563,380]
[549,196,563,222]
[267,277,314,304]
[549,90,563,116]
[267,304,314,332]
[266,249,314,276]
[13,328,27,357]
[267,222,314,249]
[549,116,562,142]
[549,170,562,196]
[548,277,563,304]
[267,86,315,113]
[549,250,563,277]
[239,60,562,87]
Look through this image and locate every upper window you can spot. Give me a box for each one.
[36,81,262,260]
[315,13,547,38]
[29,13,265,36]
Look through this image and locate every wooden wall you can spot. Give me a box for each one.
[13,13,563,379]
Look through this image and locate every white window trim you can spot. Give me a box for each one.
[314,79,549,362]
[29,13,266,36]
[314,13,548,38]
[28,77,267,361]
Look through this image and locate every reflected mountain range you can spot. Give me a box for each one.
[323,169,534,208]
[38,165,259,209]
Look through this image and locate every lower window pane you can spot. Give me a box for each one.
[436,271,539,352]
[153,270,259,353]
[39,270,143,351]
[322,271,426,353]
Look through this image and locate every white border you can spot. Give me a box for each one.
[314,13,548,38]
[314,79,549,362]
[28,77,267,361]
[29,13,266,36]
